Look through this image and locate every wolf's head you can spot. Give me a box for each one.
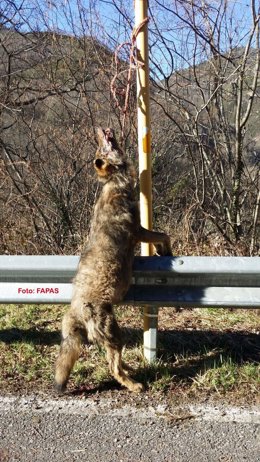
[94,128,133,182]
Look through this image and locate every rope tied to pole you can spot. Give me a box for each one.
[110,17,149,140]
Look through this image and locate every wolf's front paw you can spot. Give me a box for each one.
[154,242,173,257]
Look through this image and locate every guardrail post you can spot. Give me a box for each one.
[143,305,158,361]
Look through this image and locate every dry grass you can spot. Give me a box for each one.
[0,304,259,404]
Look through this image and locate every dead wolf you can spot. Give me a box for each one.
[55,128,172,393]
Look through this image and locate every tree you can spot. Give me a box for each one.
[148,0,260,254]
[0,1,125,253]
[0,0,259,255]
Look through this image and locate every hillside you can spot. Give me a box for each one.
[0,27,259,255]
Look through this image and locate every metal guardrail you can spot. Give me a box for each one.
[0,255,259,308]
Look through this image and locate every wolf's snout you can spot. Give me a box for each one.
[95,158,105,169]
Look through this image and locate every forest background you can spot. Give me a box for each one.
[1,0,259,257]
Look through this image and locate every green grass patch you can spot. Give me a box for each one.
[193,356,260,394]
[0,304,259,403]
[203,308,259,327]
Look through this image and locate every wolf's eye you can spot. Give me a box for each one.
[95,158,105,169]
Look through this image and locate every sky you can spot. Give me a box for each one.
[3,0,258,77]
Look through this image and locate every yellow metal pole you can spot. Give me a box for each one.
[135,0,158,362]
[135,0,152,255]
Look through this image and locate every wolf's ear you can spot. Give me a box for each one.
[96,127,107,148]
[104,128,118,149]
[96,127,121,152]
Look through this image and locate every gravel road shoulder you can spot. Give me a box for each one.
[0,394,259,462]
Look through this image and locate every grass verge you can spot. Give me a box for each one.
[0,304,259,404]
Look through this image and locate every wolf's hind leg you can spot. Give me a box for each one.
[106,344,144,392]
[54,310,84,393]
[89,303,144,392]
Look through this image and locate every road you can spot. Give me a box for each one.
[0,395,259,461]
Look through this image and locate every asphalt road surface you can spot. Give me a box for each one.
[0,395,259,462]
